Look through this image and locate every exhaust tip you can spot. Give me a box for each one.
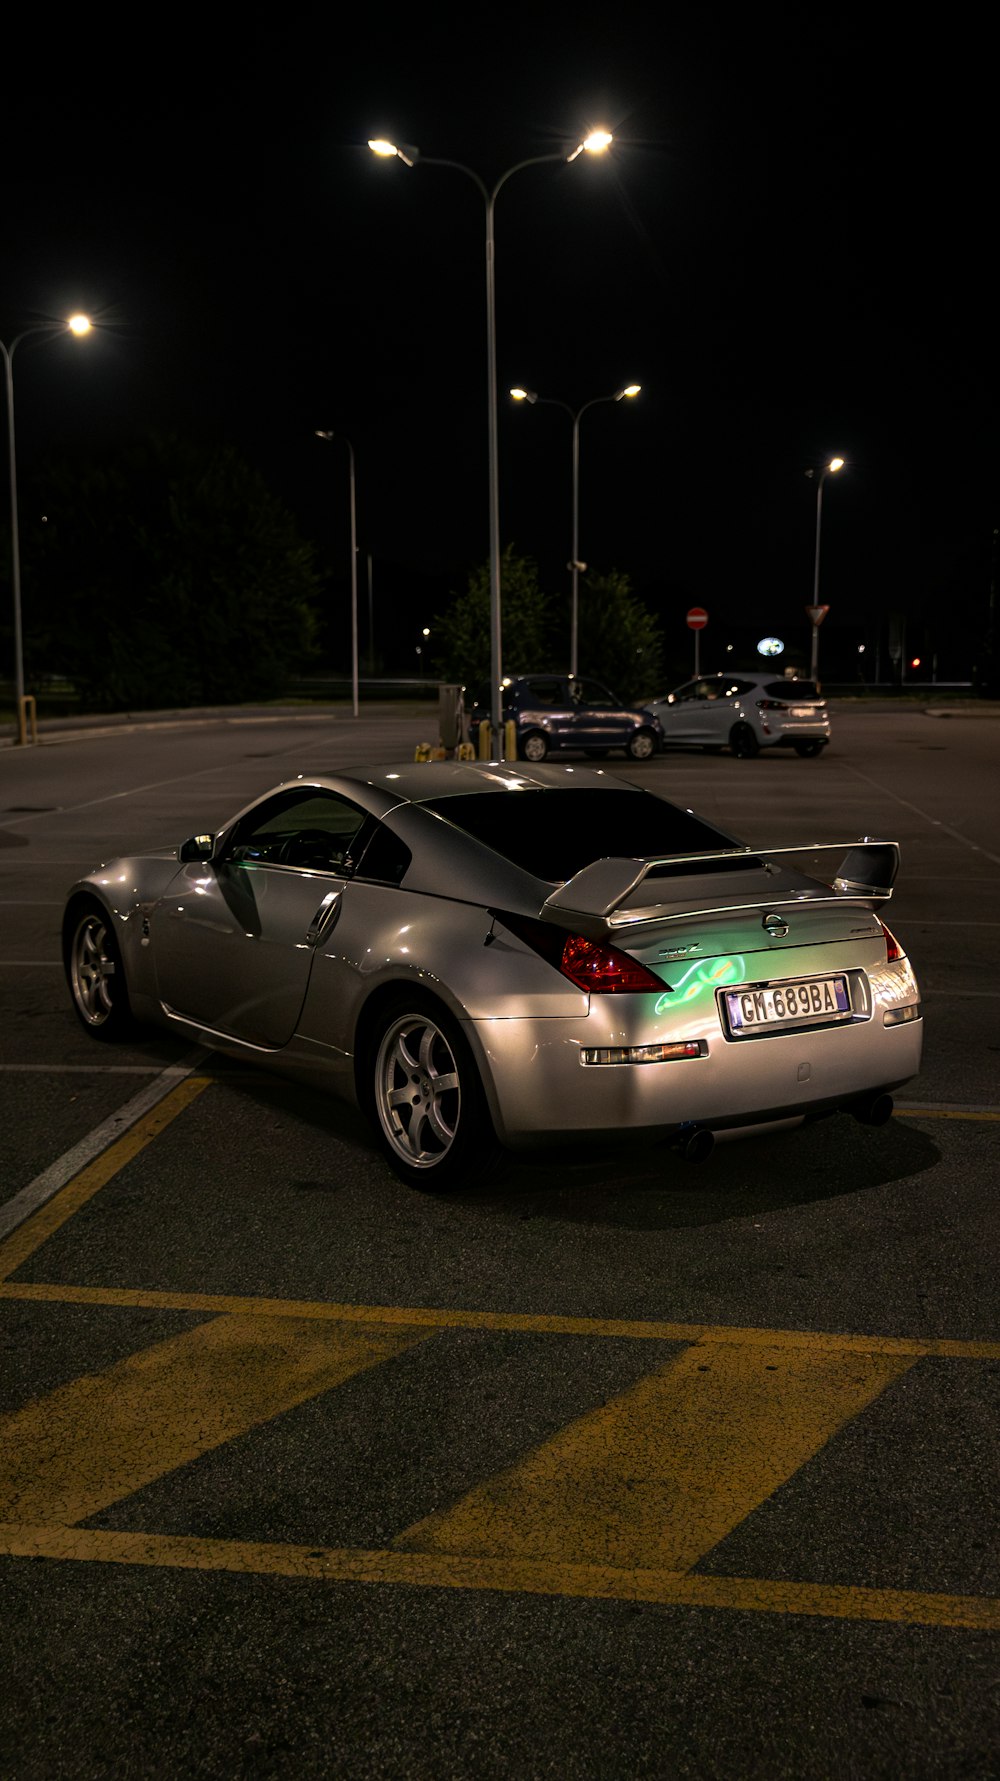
[675,1125,715,1163]
[853,1093,894,1128]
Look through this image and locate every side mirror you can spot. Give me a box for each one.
[179,833,216,863]
[834,841,899,901]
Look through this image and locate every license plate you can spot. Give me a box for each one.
[790,705,818,717]
[724,976,850,1033]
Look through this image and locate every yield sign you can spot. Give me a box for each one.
[805,604,830,626]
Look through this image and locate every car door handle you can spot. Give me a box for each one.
[305,888,343,944]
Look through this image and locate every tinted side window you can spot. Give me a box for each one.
[521,679,568,708]
[228,790,366,870]
[355,821,412,885]
[575,679,618,706]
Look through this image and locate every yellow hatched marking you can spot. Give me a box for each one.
[394,1342,915,1572]
[0,1525,996,1631]
[0,1313,430,1525]
[0,1076,211,1283]
[2,1281,999,1360]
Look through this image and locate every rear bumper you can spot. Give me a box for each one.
[467,1004,922,1146]
[768,729,831,745]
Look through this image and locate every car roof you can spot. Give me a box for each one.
[671,670,811,687]
[221,761,636,834]
[334,760,626,804]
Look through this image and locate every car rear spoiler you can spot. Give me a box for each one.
[539,839,899,935]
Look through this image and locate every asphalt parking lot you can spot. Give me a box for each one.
[1,702,998,1777]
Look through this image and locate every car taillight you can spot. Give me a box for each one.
[496,911,667,993]
[878,918,904,962]
[756,698,788,711]
[558,933,666,993]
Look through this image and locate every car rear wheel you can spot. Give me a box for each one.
[729,723,760,759]
[625,728,657,761]
[794,740,826,758]
[65,898,136,1040]
[367,994,501,1192]
[520,730,549,762]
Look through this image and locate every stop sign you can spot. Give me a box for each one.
[687,607,708,630]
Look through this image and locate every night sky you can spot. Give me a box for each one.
[3,10,996,685]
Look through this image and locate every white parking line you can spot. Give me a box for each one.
[0,1048,209,1242]
[840,764,1000,867]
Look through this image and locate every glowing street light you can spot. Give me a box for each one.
[1,315,93,744]
[806,455,846,683]
[315,430,360,718]
[369,127,613,753]
[511,382,640,677]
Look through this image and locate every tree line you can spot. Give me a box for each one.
[1,435,664,711]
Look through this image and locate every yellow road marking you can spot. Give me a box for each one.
[393,1342,914,1571]
[0,1076,211,1282]
[0,1525,995,1630]
[2,1279,998,1360]
[0,1067,994,1629]
[0,1312,430,1524]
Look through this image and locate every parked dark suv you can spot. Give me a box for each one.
[465,675,663,761]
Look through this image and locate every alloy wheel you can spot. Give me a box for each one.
[375,1011,462,1170]
[70,912,118,1028]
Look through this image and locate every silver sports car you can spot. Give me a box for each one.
[64,761,922,1188]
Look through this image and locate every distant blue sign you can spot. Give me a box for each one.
[757,636,784,657]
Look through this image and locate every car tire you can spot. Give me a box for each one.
[625,728,657,761]
[64,897,137,1041]
[365,992,502,1192]
[794,740,826,758]
[520,730,549,762]
[729,723,760,759]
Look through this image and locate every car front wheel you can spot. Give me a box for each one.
[367,994,501,1192]
[625,728,657,761]
[65,898,136,1040]
[520,729,549,762]
[729,723,760,759]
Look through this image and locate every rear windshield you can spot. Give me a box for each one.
[421,789,732,883]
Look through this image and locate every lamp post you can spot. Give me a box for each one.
[369,130,613,752]
[2,315,92,742]
[510,383,640,677]
[807,456,844,682]
[315,430,359,718]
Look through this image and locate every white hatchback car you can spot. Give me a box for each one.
[647,673,831,759]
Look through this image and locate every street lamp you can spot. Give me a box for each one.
[417,626,430,682]
[806,456,845,683]
[315,430,359,718]
[510,383,640,677]
[2,315,92,743]
[369,128,613,752]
